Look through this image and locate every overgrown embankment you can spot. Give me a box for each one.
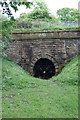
[1,56,78,118]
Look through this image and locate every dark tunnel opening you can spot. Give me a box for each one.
[33,58,55,79]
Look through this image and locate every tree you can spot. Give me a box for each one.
[27,0,52,19]
[0,0,32,20]
[57,8,79,22]
[0,1,33,57]
[19,13,27,19]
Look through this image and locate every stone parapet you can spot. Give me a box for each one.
[12,30,80,40]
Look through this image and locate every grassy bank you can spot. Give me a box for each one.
[2,56,78,118]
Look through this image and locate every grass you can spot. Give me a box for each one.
[1,56,78,118]
[51,56,78,85]
[14,26,80,33]
[14,18,80,32]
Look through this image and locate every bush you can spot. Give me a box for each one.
[16,21,32,29]
[27,8,52,19]
[27,1,52,19]
[0,14,16,57]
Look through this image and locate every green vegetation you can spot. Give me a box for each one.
[1,1,79,118]
[51,56,78,85]
[14,25,80,32]
[2,56,78,118]
[0,1,32,19]
[26,1,52,19]
[1,0,79,56]
[0,13,15,57]
[57,8,79,22]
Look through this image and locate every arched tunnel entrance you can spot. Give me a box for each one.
[33,58,55,79]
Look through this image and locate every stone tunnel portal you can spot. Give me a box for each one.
[33,58,55,79]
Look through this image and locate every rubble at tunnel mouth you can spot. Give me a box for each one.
[33,58,55,79]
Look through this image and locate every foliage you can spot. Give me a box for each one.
[2,56,78,90]
[1,17,15,48]
[2,56,78,118]
[0,1,32,19]
[0,0,32,56]
[14,25,80,32]
[15,12,56,29]
[0,2,79,57]
[1,3,79,117]
[15,9,80,32]
[15,16,33,29]
[0,13,16,58]
[57,8,79,22]
[19,13,27,19]
[27,0,52,19]
[52,56,78,85]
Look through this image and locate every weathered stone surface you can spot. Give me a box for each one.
[6,30,80,75]
[13,30,80,40]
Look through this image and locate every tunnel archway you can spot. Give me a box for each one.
[33,58,55,79]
